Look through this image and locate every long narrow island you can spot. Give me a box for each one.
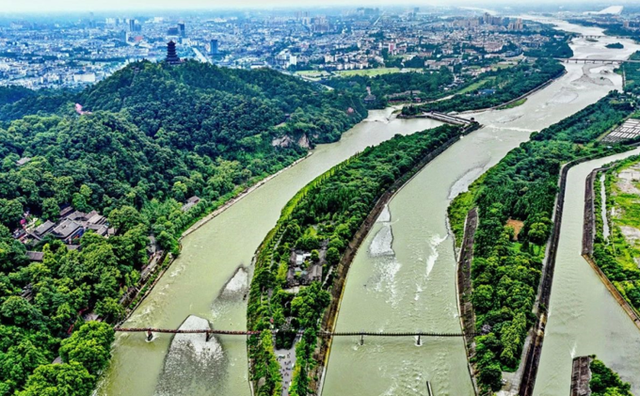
[448,92,638,394]
[246,122,479,395]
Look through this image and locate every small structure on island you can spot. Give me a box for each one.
[364,86,377,105]
[166,41,182,65]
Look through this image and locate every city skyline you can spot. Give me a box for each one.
[0,0,628,13]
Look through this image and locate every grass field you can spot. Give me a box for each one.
[335,67,420,77]
[608,163,640,271]
[457,77,495,94]
[295,67,422,79]
[498,98,527,110]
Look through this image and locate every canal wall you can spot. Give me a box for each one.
[581,168,640,331]
[456,207,480,396]
[314,123,482,394]
[519,156,593,396]
[570,356,593,396]
[520,149,640,395]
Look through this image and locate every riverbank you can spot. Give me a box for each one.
[581,167,640,330]
[97,107,447,396]
[534,149,640,396]
[459,70,567,115]
[114,153,315,326]
[400,68,567,120]
[181,153,313,240]
[322,26,639,394]
[246,123,480,396]
[315,124,481,394]
[455,208,479,396]
[520,156,598,396]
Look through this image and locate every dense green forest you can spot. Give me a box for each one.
[589,357,633,396]
[402,59,565,114]
[592,156,640,315]
[621,51,640,97]
[606,42,624,49]
[247,124,469,396]
[566,19,640,43]
[448,92,635,392]
[522,36,574,58]
[324,66,455,109]
[0,60,368,395]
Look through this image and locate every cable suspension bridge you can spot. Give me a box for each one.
[114,327,476,344]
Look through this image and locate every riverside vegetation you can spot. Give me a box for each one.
[247,124,467,396]
[621,51,640,97]
[0,60,368,396]
[589,357,633,396]
[592,155,640,316]
[402,59,565,114]
[448,92,636,393]
[0,37,578,395]
[326,27,572,111]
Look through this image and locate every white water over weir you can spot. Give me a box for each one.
[97,20,640,396]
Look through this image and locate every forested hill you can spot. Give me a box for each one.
[0,61,368,230]
[3,60,367,147]
[0,61,367,396]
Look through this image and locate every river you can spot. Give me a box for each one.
[321,21,640,396]
[533,149,640,396]
[97,109,445,396]
[97,21,640,396]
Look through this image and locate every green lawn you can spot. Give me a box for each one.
[457,77,495,95]
[498,98,527,110]
[335,67,420,77]
[608,164,640,272]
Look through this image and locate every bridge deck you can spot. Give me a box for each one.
[114,327,474,337]
[557,57,640,64]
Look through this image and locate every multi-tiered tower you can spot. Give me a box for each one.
[166,41,181,65]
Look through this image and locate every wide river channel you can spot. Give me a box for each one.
[97,20,640,396]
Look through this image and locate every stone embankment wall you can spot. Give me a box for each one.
[582,168,640,330]
[570,356,593,396]
[456,207,479,396]
[313,123,481,393]
[519,157,588,396]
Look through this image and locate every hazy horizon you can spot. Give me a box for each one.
[0,0,630,14]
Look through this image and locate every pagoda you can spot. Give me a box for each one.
[166,41,181,65]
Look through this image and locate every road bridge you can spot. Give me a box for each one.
[556,57,640,64]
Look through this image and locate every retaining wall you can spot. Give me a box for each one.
[582,168,640,330]
[314,123,481,394]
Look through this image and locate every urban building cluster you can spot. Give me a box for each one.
[3,7,640,90]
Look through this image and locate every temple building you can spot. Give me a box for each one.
[166,41,181,65]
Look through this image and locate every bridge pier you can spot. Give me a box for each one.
[360,333,364,346]
[146,330,153,341]
[416,334,422,346]
[206,331,213,342]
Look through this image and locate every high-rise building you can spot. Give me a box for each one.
[210,39,219,56]
[178,22,186,38]
[129,19,136,32]
[166,41,181,65]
